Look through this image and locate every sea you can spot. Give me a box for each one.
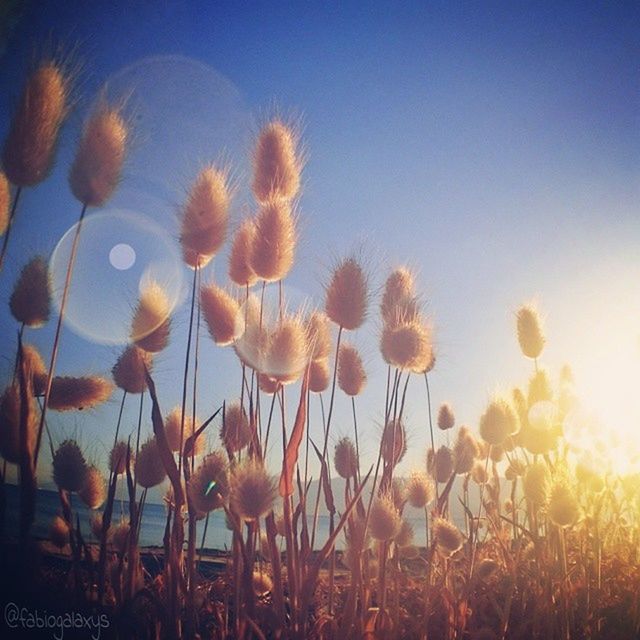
[1,483,468,551]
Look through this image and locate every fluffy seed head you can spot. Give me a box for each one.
[252,570,274,597]
[10,256,51,327]
[221,403,253,453]
[250,199,296,282]
[434,445,454,483]
[109,441,132,475]
[0,172,9,235]
[380,320,432,373]
[471,461,489,485]
[48,376,113,411]
[112,346,152,394]
[252,120,301,203]
[230,460,276,522]
[306,311,332,360]
[523,462,550,505]
[229,218,258,287]
[189,451,229,513]
[382,418,407,467]
[131,280,171,352]
[180,166,230,267]
[479,398,519,445]
[49,515,70,549]
[135,438,167,488]
[52,440,87,492]
[516,304,545,360]
[475,558,500,581]
[437,403,455,431]
[369,493,401,541]
[22,344,47,395]
[337,343,367,396]
[258,374,280,394]
[79,465,106,509]
[309,358,330,393]
[406,471,434,508]
[201,284,243,346]
[164,407,204,456]
[334,437,358,479]
[548,483,580,528]
[453,426,479,475]
[395,519,414,547]
[528,369,553,406]
[69,103,127,206]
[0,383,38,463]
[380,267,419,327]
[3,61,68,186]
[265,315,307,383]
[325,257,368,330]
[432,517,464,557]
[110,520,130,552]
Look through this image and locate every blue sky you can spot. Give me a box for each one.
[1,1,639,489]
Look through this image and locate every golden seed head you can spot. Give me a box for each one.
[49,515,70,549]
[52,440,87,492]
[528,369,553,406]
[380,267,419,327]
[109,440,132,475]
[164,407,204,456]
[0,382,38,464]
[201,284,243,346]
[252,120,301,203]
[189,451,229,514]
[21,344,47,395]
[131,280,171,353]
[230,460,276,522]
[325,257,368,331]
[309,358,330,393]
[334,437,358,479]
[516,304,545,360]
[250,199,296,282]
[221,403,253,453]
[522,423,558,456]
[548,483,580,528]
[78,465,106,509]
[265,315,308,383]
[475,558,500,581]
[395,519,414,547]
[3,61,68,186]
[306,311,332,360]
[523,461,550,505]
[10,256,51,327]
[229,218,258,287]
[112,345,152,394]
[406,471,434,508]
[0,171,9,235]
[382,418,407,467]
[490,444,504,463]
[437,403,455,431]
[471,461,489,485]
[434,445,454,483]
[337,343,367,396]
[69,103,127,206]
[180,166,230,267]
[479,397,519,446]
[252,570,274,597]
[135,438,167,488]
[110,519,130,552]
[369,493,401,541]
[48,375,113,411]
[432,517,464,557]
[233,295,269,370]
[453,426,479,475]
[380,320,432,373]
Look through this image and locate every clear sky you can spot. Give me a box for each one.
[0,1,639,492]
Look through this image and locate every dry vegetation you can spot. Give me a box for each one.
[0,52,639,640]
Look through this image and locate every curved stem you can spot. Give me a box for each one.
[0,185,22,274]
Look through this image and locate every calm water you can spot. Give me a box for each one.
[2,485,461,550]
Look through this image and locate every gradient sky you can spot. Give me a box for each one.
[1,1,639,493]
